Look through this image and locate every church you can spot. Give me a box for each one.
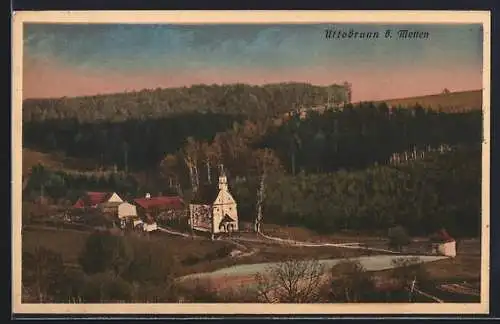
[189,166,239,237]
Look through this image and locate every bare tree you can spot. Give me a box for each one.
[182,137,201,192]
[254,258,325,303]
[254,171,266,234]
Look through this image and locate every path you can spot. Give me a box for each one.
[238,231,401,254]
[158,226,259,259]
[157,226,193,238]
[157,225,401,255]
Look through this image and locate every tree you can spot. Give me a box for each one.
[122,237,177,286]
[254,258,325,303]
[328,260,376,302]
[183,137,201,192]
[254,170,266,234]
[160,153,181,189]
[22,247,65,302]
[78,231,133,277]
[388,225,411,252]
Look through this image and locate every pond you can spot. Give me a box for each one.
[179,254,449,281]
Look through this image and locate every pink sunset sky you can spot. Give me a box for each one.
[23,23,483,102]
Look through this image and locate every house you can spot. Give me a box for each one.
[72,191,123,210]
[117,202,138,228]
[133,193,186,225]
[189,166,239,237]
[430,229,457,257]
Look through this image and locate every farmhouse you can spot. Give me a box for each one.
[117,202,139,228]
[133,193,186,224]
[189,166,239,237]
[72,191,124,211]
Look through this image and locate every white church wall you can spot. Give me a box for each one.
[189,204,212,232]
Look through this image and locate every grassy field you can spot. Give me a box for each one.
[22,225,481,303]
[22,226,235,275]
[22,148,100,175]
[373,89,482,113]
[21,225,375,277]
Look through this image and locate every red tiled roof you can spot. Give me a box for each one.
[431,229,455,243]
[73,192,112,209]
[133,196,185,210]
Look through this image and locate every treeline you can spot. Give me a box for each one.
[23,82,350,123]
[23,164,176,203]
[23,112,243,171]
[262,103,482,174]
[232,146,481,237]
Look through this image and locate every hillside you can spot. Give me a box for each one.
[373,90,482,113]
[22,82,350,123]
[22,148,100,175]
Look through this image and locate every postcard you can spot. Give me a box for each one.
[11,10,490,315]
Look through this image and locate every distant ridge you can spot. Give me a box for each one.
[370,89,482,113]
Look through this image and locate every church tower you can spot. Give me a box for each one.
[218,164,228,191]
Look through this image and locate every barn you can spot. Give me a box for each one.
[133,194,186,225]
[72,191,123,209]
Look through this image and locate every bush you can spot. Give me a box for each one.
[328,260,376,302]
[388,225,411,252]
[78,230,133,277]
[177,279,219,303]
[81,272,133,303]
[51,266,88,303]
[121,237,178,285]
[22,247,66,303]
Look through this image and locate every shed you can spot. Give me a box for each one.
[430,229,457,257]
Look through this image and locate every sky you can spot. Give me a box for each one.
[23,23,483,101]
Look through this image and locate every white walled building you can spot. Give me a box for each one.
[189,167,239,236]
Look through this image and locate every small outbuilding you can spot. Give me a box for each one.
[430,229,457,258]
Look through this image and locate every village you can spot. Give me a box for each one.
[61,165,240,239]
[49,162,460,258]
[20,159,481,304]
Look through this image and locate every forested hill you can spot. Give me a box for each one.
[22,82,350,123]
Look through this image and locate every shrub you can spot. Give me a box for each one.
[255,258,325,303]
[121,237,178,285]
[22,247,66,303]
[328,260,376,302]
[177,279,219,303]
[78,230,133,277]
[81,272,133,303]
[388,225,411,252]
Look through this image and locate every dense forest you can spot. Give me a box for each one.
[24,112,244,172]
[232,145,481,237]
[23,103,481,176]
[261,103,482,174]
[23,82,351,122]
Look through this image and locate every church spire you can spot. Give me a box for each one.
[218,164,228,191]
